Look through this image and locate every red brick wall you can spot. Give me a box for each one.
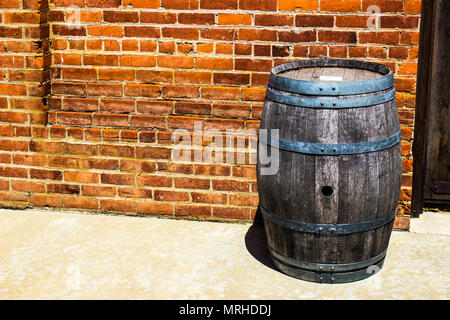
[0,0,420,229]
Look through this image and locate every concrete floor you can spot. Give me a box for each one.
[0,208,448,300]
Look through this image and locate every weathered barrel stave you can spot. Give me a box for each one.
[260,146,400,264]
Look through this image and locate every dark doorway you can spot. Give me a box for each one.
[412,0,450,217]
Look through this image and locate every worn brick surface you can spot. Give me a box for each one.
[0,0,420,228]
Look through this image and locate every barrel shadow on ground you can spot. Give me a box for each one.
[244,206,278,272]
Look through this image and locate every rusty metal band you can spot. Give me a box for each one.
[265,86,396,109]
[260,131,401,155]
[260,206,396,235]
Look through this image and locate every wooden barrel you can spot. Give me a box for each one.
[257,58,402,284]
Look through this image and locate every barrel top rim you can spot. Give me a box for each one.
[271,58,392,83]
[268,58,395,96]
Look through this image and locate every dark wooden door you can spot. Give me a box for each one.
[412,0,450,216]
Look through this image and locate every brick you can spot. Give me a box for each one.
[394,78,416,93]
[141,12,176,24]
[125,84,161,98]
[157,55,194,69]
[131,115,166,129]
[321,0,361,12]
[389,46,409,60]
[212,103,251,118]
[0,139,28,151]
[88,83,123,97]
[139,130,156,143]
[88,26,123,38]
[30,194,63,207]
[215,43,233,55]
[174,101,211,116]
[30,169,62,181]
[123,0,159,7]
[279,0,318,11]
[101,199,135,213]
[13,154,46,166]
[235,58,272,72]
[398,62,418,76]
[101,173,135,186]
[103,11,139,23]
[348,46,367,58]
[194,164,231,176]
[196,57,233,70]
[201,86,240,100]
[335,15,370,28]
[159,41,175,53]
[0,84,26,96]
[178,13,215,25]
[240,0,276,11]
[163,85,199,99]
[296,14,334,27]
[400,32,420,45]
[136,146,171,159]
[319,30,357,44]
[278,30,316,43]
[124,26,160,38]
[201,28,238,41]
[218,14,252,26]
[48,184,80,195]
[63,143,97,156]
[212,179,250,192]
[212,207,250,220]
[154,190,189,202]
[174,177,210,189]
[101,99,135,113]
[118,187,152,199]
[174,71,211,84]
[359,32,400,45]
[83,158,119,170]
[84,54,119,66]
[239,29,276,42]
[229,194,259,206]
[82,185,116,197]
[404,0,421,14]
[362,0,403,12]
[255,14,294,27]
[86,0,120,7]
[64,196,99,209]
[30,141,63,154]
[380,16,419,29]
[175,204,211,217]
[191,192,227,204]
[11,180,45,193]
[122,40,139,51]
[64,171,99,184]
[161,0,198,10]
[242,88,266,101]
[137,200,173,215]
[162,27,198,40]
[0,166,28,178]
[4,12,42,24]
[213,73,249,86]
[137,175,172,187]
[62,68,97,81]
[157,163,193,174]
[137,100,173,114]
[0,0,20,8]
[200,0,237,10]
[52,25,86,37]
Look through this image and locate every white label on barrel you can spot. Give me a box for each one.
[319,76,343,81]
